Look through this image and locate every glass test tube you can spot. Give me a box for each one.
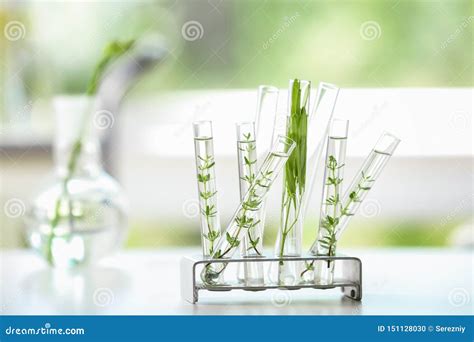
[193,121,221,258]
[255,85,279,163]
[305,119,349,284]
[201,135,296,285]
[273,79,310,286]
[335,132,401,239]
[311,132,400,284]
[237,86,278,284]
[310,119,350,257]
[303,82,340,218]
[275,79,311,258]
[236,122,265,286]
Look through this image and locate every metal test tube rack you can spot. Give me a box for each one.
[180,254,362,304]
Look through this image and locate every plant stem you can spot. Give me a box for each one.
[301,165,373,277]
[301,154,341,277]
[239,135,261,256]
[197,154,220,255]
[45,40,134,265]
[202,172,213,252]
[205,189,259,279]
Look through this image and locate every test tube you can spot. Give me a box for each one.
[193,121,221,258]
[236,122,265,286]
[201,135,296,285]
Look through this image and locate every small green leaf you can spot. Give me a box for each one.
[200,191,217,200]
[213,249,222,259]
[349,191,359,201]
[197,173,211,183]
[226,232,240,248]
[207,230,220,241]
[86,40,135,95]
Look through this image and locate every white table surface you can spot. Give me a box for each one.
[1,248,472,315]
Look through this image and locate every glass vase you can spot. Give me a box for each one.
[25,96,128,268]
[274,79,310,285]
[193,121,222,258]
[201,135,296,285]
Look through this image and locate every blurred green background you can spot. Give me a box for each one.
[0,0,472,250]
[0,0,471,101]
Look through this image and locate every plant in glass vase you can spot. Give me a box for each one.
[26,41,135,267]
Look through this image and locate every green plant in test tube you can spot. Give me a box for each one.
[309,132,401,285]
[193,121,221,258]
[201,135,296,285]
[274,79,310,285]
[300,119,349,282]
[235,122,267,286]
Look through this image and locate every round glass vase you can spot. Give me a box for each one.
[25,95,128,268]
